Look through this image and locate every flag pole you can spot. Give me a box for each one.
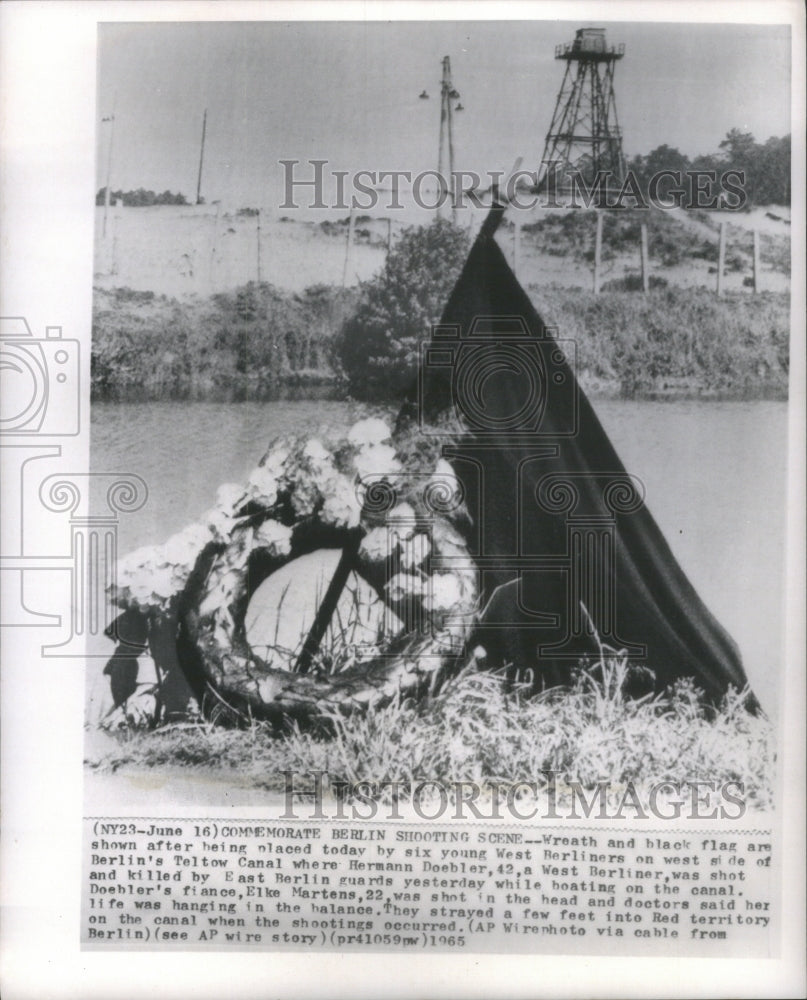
[478,157,523,242]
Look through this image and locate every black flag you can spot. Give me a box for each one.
[399,225,758,711]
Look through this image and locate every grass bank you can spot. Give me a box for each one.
[91,283,357,400]
[91,281,789,401]
[518,206,790,275]
[530,285,789,398]
[87,657,773,813]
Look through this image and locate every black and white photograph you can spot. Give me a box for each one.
[1,2,804,998]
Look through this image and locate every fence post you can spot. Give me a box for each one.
[753,229,761,293]
[342,208,356,288]
[593,211,603,294]
[208,201,220,289]
[513,218,522,280]
[256,208,262,283]
[640,223,650,293]
[110,200,120,277]
[716,221,727,296]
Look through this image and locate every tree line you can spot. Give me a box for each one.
[628,130,791,207]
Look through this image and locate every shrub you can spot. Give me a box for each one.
[96,187,189,207]
[207,282,358,383]
[530,285,789,397]
[337,218,471,399]
[91,293,194,395]
[91,282,358,398]
[600,274,669,292]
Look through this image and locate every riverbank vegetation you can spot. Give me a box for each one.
[91,282,359,399]
[530,284,789,398]
[91,280,789,401]
[91,216,789,402]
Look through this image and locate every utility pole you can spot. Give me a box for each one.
[437,56,459,224]
[196,108,207,205]
[101,94,116,239]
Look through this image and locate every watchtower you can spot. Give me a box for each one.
[538,27,626,193]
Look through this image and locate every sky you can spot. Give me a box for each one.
[96,19,792,209]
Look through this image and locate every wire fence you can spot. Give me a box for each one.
[95,204,790,299]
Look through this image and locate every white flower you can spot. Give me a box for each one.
[253,519,293,557]
[170,564,193,593]
[127,527,207,607]
[433,458,457,480]
[116,544,160,581]
[400,532,431,570]
[359,526,392,564]
[289,478,321,518]
[163,522,211,568]
[203,505,234,543]
[303,438,331,464]
[387,503,416,539]
[130,578,156,607]
[261,441,290,476]
[148,565,176,601]
[385,572,426,602]
[425,573,463,613]
[347,417,392,448]
[353,443,401,480]
[216,482,245,514]
[432,459,461,495]
[275,443,324,517]
[188,521,214,549]
[114,541,192,610]
[321,476,363,529]
[246,464,279,507]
